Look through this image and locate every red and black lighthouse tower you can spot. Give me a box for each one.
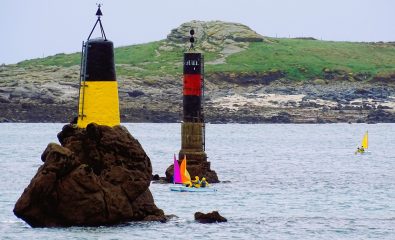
[183,50,203,123]
[177,29,219,183]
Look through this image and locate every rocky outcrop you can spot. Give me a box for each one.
[367,109,395,123]
[13,123,165,227]
[194,211,227,223]
[1,79,394,124]
[208,70,285,85]
[372,73,395,83]
[164,21,266,65]
[268,111,292,123]
[167,20,264,44]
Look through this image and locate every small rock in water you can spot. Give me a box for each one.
[152,174,160,181]
[194,211,227,223]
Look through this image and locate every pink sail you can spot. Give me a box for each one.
[173,154,182,183]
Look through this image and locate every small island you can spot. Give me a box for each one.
[1,20,394,124]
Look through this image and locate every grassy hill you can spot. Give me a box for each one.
[16,37,395,82]
[212,39,395,80]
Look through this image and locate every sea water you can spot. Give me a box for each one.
[0,123,394,239]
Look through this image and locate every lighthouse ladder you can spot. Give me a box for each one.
[78,41,89,120]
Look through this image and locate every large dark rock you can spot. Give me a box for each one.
[14,123,165,227]
[194,211,227,223]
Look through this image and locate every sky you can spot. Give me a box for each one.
[0,0,394,64]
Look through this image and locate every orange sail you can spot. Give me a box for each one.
[173,154,182,184]
[180,155,191,184]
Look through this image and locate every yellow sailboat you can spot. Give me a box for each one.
[355,131,370,155]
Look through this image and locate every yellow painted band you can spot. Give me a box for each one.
[77,81,120,128]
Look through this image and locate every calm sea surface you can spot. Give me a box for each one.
[0,123,394,239]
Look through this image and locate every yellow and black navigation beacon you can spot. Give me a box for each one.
[77,5,120,128]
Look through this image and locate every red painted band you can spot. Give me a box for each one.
[183,74,201,96]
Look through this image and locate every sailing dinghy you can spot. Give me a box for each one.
[170,155,217,192]
[355,131,371,155]
[170,185,217,192]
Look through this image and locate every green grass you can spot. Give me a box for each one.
[209,39,395,80]
[16,38,395,81]
[18,53,81,67]
[116,41,188,78]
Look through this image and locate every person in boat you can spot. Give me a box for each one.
[355,146,365,154]
[192,176,201,188]
[357,146,365,153]
[200,177,210,188]
[360,146,365,153]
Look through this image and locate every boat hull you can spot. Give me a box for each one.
[355,151,371,155]
[170,185,217,192]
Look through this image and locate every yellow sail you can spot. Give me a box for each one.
[361,131,368,149]
[185,169,191,182]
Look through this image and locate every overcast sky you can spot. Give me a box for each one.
[1,0,394,64]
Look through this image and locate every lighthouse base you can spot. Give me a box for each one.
[165,122,219,183]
